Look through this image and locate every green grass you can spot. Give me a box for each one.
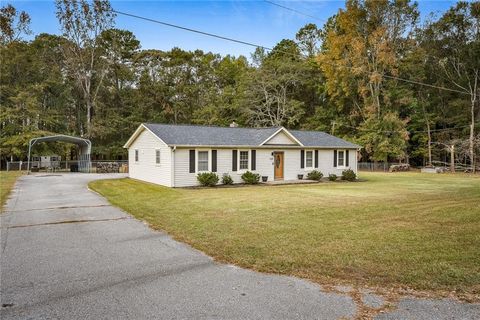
[89,172,480,296]
[1,171,23,211]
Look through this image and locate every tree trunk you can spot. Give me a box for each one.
[470,98,476,173]
[450,145,455,173]
[427,128,432,167]
[423,102,432,167]
[86,98,92,137]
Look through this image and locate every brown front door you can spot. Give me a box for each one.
[274,152,284,180]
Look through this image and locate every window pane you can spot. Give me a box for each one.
[338,151,344,166]
[240,151,249,170]
[306,151,313,167]
[156,150,160,164]
[198,151,209,171]
[135,150,139,162]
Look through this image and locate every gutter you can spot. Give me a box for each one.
[164,145,361,149]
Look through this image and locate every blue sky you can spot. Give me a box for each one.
[11,0,457,58]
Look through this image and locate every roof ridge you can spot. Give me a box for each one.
[144,122,280,130]
[289,128,328,135]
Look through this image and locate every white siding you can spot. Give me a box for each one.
[314,149,358,177]
[128,129,172,187]
[263,131,298,145]
[173,147,358,187]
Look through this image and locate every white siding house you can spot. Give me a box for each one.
[124,123,361,187]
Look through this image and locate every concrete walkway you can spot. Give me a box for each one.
[1,174,478,319]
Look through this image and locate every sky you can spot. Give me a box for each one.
[11,0,458,58]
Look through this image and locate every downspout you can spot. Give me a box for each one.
[357,148,360,176]
[171,145,176,187]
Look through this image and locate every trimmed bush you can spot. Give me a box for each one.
[197,172,219,187]
[341,169,356,181]
[241,171,260,184]
[222,173,234,185]
[306,170,323,181]
[328,174,337,181]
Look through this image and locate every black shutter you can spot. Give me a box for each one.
[212,150,217,172]
[232,150,237,171]
[314,150,319,168]
[346,150,349,167]
[189,150,195,173]
[300,150,305,169]
[251,150,256,171]
[333,150,337,167]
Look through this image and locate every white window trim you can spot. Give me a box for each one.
[134,149,139,163]
[155,149,161,166]
[237,149,250,173]
[196,149,211,173]
[337,149,347,168]
[305,150,314,169]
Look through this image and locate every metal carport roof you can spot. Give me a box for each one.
[27,135,92,173]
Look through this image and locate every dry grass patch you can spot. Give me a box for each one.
[89,172,480,299]
[1,171,23,211]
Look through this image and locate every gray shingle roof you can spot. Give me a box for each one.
[143,123,360,148]
[289,130,360,148]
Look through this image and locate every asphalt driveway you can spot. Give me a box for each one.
[1,173,479,319]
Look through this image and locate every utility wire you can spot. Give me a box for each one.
[263,0,327,23]
[111,8,477,98]
[112,10,272,51]
[382,75,473,96]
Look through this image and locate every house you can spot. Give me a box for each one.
[123,123,361,187]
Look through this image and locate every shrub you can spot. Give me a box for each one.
[241,171,260,184]
[328,174,337,181]
[341,169,356,181]
[221,173,234,185]
[196,172,219,187]
[306,170,323,181]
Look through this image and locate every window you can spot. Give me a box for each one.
[337,150,345,167]
[155,149,160,164]
[305,151,313,168]
[239,151,249,170]
[198,151,209,171]
[135,149,139,162]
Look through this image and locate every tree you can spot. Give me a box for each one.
[55,0,115,137]
[424,1,480,172]
[0,4,31,45]
[318,0,419,118]
[295,23,321,57]
[244,41,306,127]
[358,112,409,162]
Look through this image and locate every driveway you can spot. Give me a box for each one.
[1,174,478,319]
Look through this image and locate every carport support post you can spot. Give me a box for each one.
[27,139,32,174]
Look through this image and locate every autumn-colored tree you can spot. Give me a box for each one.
[0,4,31,44]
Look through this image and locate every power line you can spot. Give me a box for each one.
[382,75,473,96]
[111,8,477,98]
[112,10,273,51]
[263,0,327,23]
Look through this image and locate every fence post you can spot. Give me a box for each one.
[7,162,9,172]
[19,161,22,171]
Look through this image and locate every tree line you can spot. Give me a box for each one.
[1,0,479,170]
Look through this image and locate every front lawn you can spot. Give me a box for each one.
[1,171,23,211]
[89,172,480,297]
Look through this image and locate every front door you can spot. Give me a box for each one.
[274,152,284,180]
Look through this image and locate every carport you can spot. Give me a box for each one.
[27,135,92,173]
